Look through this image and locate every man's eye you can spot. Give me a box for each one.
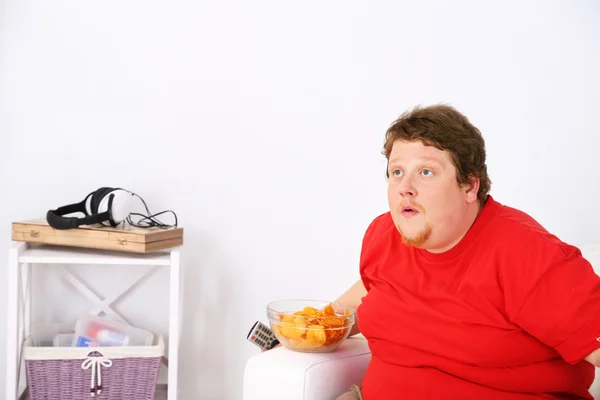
[392,169,402,177]
[421,169,433,177]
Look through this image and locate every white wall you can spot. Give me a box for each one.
[1,0,599,398]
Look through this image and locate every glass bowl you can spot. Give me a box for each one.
[267,299,355,353]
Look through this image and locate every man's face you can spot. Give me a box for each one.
[387,140,478,252]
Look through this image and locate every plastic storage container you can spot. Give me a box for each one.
[53,333,74,347]
[30,323,74,347]
[72,315,154,347]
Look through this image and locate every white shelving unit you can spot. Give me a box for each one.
[5,242,182,400]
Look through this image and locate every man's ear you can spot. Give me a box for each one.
[464,175,480,204]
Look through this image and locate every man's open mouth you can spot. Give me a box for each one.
[400,205,420,218]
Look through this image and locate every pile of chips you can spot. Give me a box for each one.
[272,303,353,352]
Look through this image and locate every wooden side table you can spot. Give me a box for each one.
[5,242,182,399]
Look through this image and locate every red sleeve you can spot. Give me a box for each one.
[513,246,600,364]
[359,214,385,292]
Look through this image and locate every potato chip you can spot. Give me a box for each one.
[306,325,327,345]
[277,315,308,340]
[319,304,335,317]
[295,306,319,317]
[321,316,345,327]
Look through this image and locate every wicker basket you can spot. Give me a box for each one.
[23,334,164,400]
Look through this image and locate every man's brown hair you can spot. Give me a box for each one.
[383,104,491,203]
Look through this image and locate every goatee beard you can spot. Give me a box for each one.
[397,224,432,247]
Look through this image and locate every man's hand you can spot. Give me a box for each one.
[333,279,367,337]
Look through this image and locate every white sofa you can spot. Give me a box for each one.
[244,336,371,400]
[243,245,600,400]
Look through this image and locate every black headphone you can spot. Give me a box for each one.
[46,187,135,230]
[46,187,177,230]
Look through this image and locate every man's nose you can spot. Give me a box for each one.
[398,176,417,198]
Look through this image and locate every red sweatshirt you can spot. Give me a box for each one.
[357,196,600,399]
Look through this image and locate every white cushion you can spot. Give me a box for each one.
[243,336,371,400]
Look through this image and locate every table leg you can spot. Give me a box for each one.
[168,250,181,399]
[6,243,26,400]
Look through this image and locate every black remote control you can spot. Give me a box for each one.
[247,321,280,351]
